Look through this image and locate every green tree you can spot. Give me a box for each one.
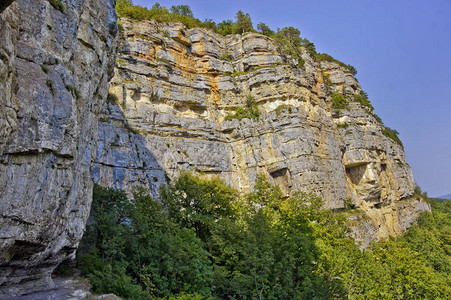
[116,0,134,18]
[233,10,254,34]
[160,172,237,241]
[272,27,307,69]
[257,22,274,36]
[273,27,303,56]
[217,19,234,36]
[170,5,193,17]
[203,18,216,31]
[78,185,214,299]
[402,199,451,275]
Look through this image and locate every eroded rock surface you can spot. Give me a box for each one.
[0,0,117,294]
[99,18,428,246]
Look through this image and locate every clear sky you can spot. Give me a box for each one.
[133,0,451,197]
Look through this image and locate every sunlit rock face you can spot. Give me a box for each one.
[98,18,428,247]
[0,0,117,294]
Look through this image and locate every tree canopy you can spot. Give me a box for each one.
[77,175,450,299]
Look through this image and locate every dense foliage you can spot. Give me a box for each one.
[78,175,450,299]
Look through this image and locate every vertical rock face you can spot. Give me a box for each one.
[0,0,117,293]
[98,18,428,246]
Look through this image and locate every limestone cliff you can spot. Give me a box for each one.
[0,0,117,294]
[97,18,429,247]
[0,5,430,295]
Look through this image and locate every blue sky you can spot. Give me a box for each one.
[133,0,451,197]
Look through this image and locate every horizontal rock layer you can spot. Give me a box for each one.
[0,0,117,295]
[97,18,428,245]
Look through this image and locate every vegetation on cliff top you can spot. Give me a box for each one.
[116,0,357,75]
[78,175,450,299]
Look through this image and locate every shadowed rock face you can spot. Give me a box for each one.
[0,0,15,13]
[0,0,117,295]
[98,18,428,246]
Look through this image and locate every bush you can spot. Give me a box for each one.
[373,113,383,124]
[225,95,260,121]
[382,126,403,147]
[331,92,348,109]
[353,90,373,111]
[323,73,332,88]
[220,51,234,61]
[48,0,65,12]
[316,53,357,75]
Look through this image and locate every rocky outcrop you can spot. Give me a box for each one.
[347,198,430,248]
[0,0,117,295]
[98,18,428,245]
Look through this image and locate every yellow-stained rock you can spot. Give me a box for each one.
[95,18,428,248]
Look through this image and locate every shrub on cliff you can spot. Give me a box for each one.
[353,90,373,111]
[217,19,234,35]
[331,91,348,109]
[48,0,65,12]
[224,95,260,121]
[382,126,403,147]
[315,53,357,75]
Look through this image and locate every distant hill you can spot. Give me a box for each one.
[437,193,451,200]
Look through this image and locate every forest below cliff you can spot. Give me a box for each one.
[72,174,450,299]
[68,2,450,299]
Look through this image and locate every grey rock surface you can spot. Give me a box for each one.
[0,0,117,294]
